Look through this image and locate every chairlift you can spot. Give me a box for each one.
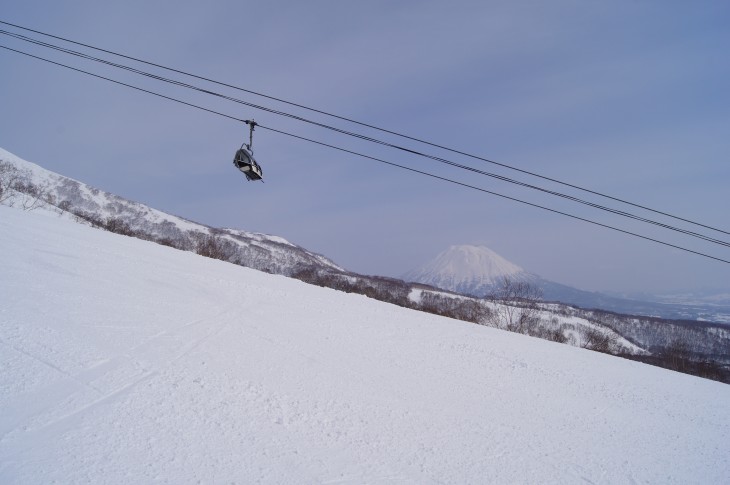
[233,121,263,181]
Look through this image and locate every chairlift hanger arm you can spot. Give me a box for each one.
[244,119,257,151]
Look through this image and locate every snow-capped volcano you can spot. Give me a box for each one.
[402,245,531,296]
[404,244,730,322]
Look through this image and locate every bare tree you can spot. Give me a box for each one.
[19,181,49,211]
[660,339,693,373]
[0,162,54,211]
[195,234,237,262]
[0,161,21,205]
[582,327,618,354]
[487,277,543,334]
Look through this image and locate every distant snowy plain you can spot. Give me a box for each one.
[1,206,729,483]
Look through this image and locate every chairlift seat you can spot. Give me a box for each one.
[233,146,263,181]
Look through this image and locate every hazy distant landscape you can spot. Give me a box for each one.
[403,244,730,323]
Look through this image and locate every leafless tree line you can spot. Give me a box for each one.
[0,162,55,211]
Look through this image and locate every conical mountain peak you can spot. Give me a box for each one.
[403,245,530,296]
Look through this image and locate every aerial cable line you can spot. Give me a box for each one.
[1,43,729,265]
[0,44,250,124]
[1,43,729,266]
[3,31,730,251]
[1,19,727,239]
[3,29,730,250]
[257,124,730,265]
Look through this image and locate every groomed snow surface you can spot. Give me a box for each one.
[1,206,729,484]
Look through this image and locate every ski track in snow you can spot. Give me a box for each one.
[1,206,730,484]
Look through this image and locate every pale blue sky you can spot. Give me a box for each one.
[1,0,729,292]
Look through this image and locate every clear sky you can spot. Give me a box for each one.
[1,0,728,293]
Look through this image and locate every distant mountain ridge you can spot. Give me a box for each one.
[404,244,730,323]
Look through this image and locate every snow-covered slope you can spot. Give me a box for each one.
[0,147,343,276]
[402,245,531,297]
[2,205,729,483]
